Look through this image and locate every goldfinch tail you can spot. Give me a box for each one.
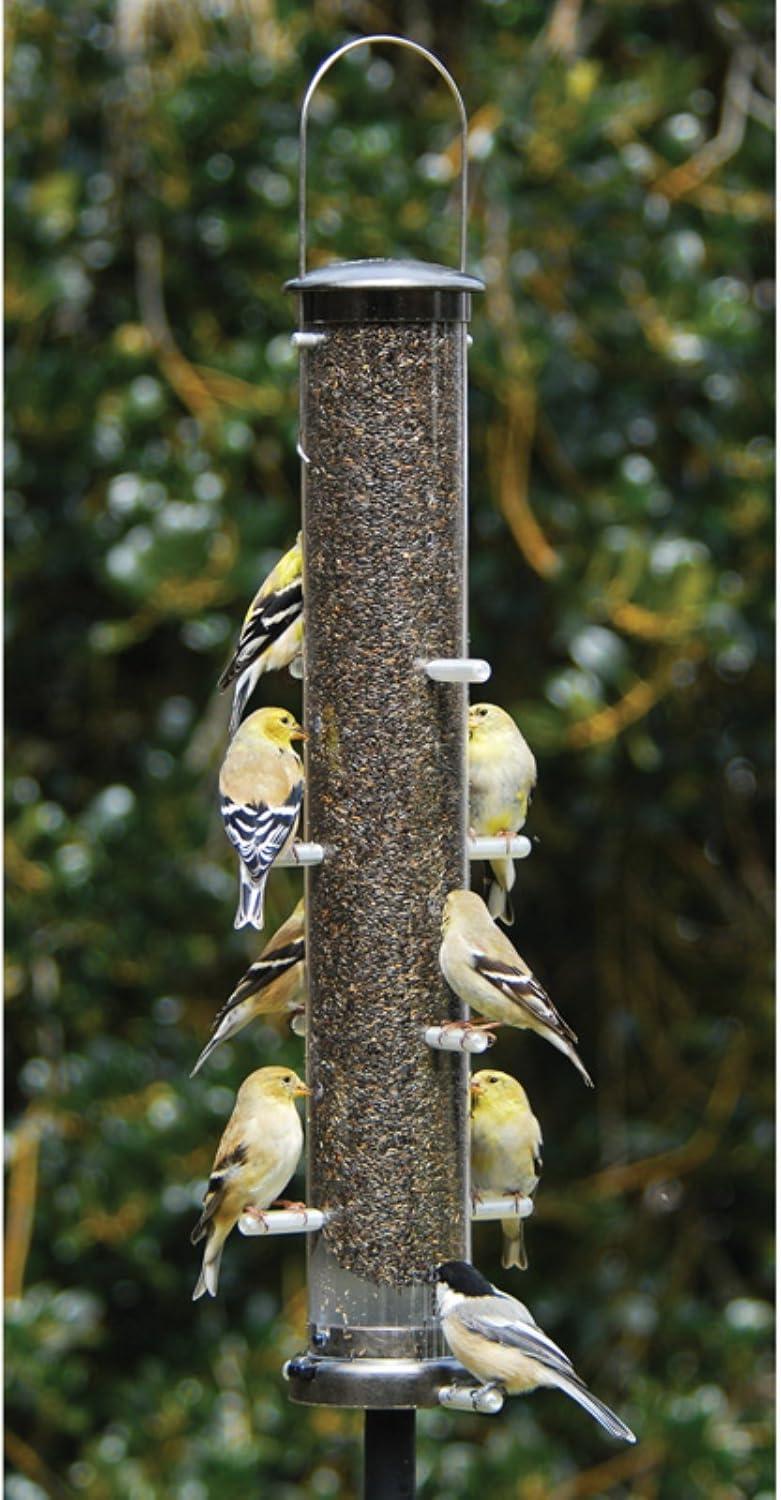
[235,866,265,932]
[192,1229,225,1301]
[501,1218,528,1271]
[228,665,257,739]
[557,1373,636,1444]
[488,859,515,926]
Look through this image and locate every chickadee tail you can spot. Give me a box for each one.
[501,1218,528,1271]
[235,867,265,932]
[558,1373,636,1444]
[488,860,515,926]
[192,1233,225,1301]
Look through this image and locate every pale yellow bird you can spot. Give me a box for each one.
[439,890,593,1087]
[219,534,303,736]
[468,703,536,925]
[470,1070,542,1270]
[191,1065,310,1299]
[190,899,306,1077]
[219,707,305,932]
[436,1261,635,1443]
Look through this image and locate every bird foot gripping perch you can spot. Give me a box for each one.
[239,1205,327,1237]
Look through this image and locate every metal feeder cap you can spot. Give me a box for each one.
[285,257,484,323]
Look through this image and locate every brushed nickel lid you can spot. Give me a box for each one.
[285,257,484,293]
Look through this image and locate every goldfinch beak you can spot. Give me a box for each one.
[293,1082,312,1097]
[469,1080,483,1098]
[290,726,308,742]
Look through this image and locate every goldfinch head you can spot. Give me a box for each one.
[238,1066,311,1106]
[442,887,485,931]
[470,1069,531,1115]
[234,706,306,749]
[468,702,522,745]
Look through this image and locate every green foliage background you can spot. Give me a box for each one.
[5,1,774,1496]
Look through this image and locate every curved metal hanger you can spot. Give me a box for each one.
[298,34,469,279]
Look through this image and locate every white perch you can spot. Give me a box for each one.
[471,1193,534,1222]
[238,1207,327,1237]
[291,331,329,348]
[468,834,532,861]
[424,1024,495,1054]
[438,1383,505,1415]
[419,657,491,684]
[277,841,326,867]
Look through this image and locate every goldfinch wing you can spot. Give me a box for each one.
[470,952,578,1043]
[190,1142,249,1244]
[214,936,305,1023]
[219,578,303,690]
[220,781,303,884]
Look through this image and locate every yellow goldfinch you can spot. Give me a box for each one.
[468,703,536,925]
[190,899,306,1076]
[439,890,593,1087]
[436,1261,635,1443]
[191,1065,310,1299]
[470,1070,542,1270]
[219,534,303,736]
[219,707,305,932]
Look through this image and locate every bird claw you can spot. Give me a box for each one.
[243,1206,269,1229]
[272,1199,309,1221]
[441,1020,498,1037]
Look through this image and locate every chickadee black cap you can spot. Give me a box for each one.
[436,1261,495,1297]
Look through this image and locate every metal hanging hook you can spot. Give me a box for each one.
[298,34,469,278]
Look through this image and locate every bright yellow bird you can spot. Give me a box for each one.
[219,534,303,736]
[191,1066,310,1299]
[439,889,593,1087]
[219,707,305,932]
[470,1069,542,1270]
[190,899,306,1076]
[468,703,536,925]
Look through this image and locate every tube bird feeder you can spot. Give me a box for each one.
[283,33,487,1454]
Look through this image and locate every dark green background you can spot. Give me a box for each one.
[5,1,774,1496]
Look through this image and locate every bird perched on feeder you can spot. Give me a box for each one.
[468,703,536,925]
[219,707,305,932]
[439,890,593,1087]
[470,1069,542,1271]
[190,898,306,1076]
[219,533,303,736]
[191,1065,310,1300]
[436,1261,635,1443]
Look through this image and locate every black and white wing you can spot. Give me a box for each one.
[470,951,578,1044]
[221,781,303,885]
[219,579,303,690]
[217,936,305,1020]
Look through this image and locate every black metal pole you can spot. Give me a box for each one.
[363,1410,416,1500]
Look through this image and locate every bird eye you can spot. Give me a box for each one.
[283,1074,292,1083]
[489,1074,498,1083]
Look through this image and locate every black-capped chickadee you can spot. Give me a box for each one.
[436,1260,635,1443]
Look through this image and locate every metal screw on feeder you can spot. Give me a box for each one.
[282,33,496,1493]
